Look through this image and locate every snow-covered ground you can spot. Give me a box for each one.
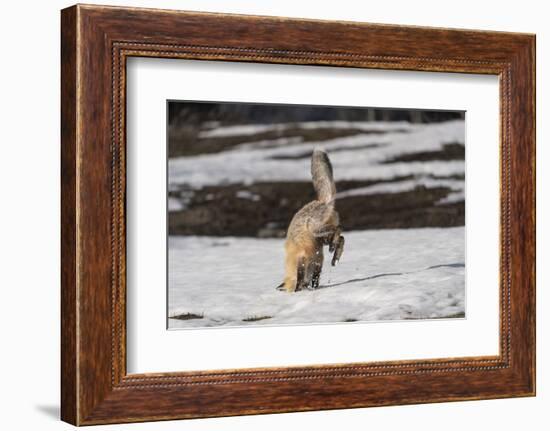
[168,227,465,329]
[168,119,465,329]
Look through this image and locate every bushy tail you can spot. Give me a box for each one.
[311,149,336,204]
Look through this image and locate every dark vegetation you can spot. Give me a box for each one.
[168,100,465,126]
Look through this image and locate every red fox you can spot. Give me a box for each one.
[279,149,344,292]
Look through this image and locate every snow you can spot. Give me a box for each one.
[335,178,464,199]
[168,197,184,211]
[436,191,466,205]
[168,227,465,329]
[169,120,465,202]
[235,190,261,201]
[198,120,414,138]
[168,190,194,211]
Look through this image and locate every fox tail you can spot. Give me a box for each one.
[311,148,336,204]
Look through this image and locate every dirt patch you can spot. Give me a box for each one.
[169,126,407,157]
[440,311,466,319]
[168,177,464,237]
[269,142,382,160]
[170,313,204,321]
[242,316,273,322]
[382,142,464,163]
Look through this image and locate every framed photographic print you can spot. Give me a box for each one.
[61,4,536,425]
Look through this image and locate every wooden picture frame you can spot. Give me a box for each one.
[61,4,535,425]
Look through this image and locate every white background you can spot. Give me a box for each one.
[127,59,499,373]
[0,0,547,430]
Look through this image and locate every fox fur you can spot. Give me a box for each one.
[280,149,345,292]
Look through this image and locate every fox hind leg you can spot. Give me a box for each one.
[331,235,345,266]
[295,256,307,291]
[282,245,298,292]
[329,225,343,253]
[283,252,307,292]
[310,248,323,289]
[311,262,322,289]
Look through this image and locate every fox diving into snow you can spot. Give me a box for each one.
[278,149,345,292]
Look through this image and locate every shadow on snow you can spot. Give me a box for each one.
[317,262,465,290]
